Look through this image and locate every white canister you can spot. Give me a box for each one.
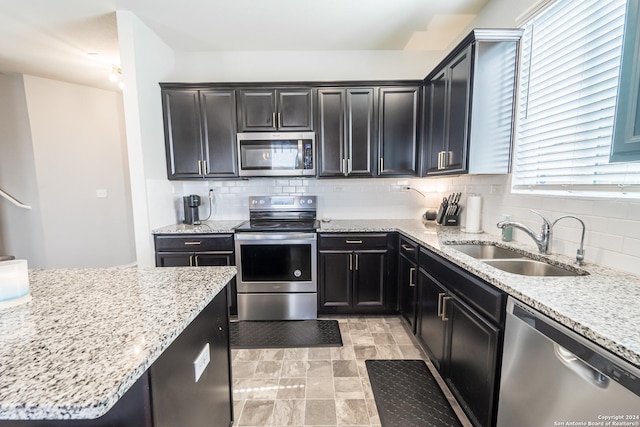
[0,259,30,305]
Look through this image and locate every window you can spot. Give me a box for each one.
[512,0,640,197]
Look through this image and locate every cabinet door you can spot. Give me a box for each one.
[238,89,277,131]
[200,90,238,178]
[426,71,447,174]
[318,251,353,312]
[156,252,194,267]
[378,87,419,176]
[399,255,418,333]
[278,89,313,130]
[445,295,500,427]
[346,88,375,176]
[353,251,386,309]
[162,89,204,179]
[417,269,447,370]
[444,47,471,173]
[317,89,346,176]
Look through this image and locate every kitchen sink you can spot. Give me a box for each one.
[483,259,586,277]
[446,244,525,259]
[446,243,588,277]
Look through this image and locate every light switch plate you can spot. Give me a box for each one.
[95,189,108,198]
[193,343,210,383]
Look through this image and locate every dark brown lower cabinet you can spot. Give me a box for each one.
[0,288,232,427]
[150,288,232,427]
[416,246,504,427]
[318,233,397,314]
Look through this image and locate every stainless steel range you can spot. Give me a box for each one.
[234,196,318,321]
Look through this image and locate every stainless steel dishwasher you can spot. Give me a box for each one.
[497,297,640,427]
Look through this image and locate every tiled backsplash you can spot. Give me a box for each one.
[174,175,640,276]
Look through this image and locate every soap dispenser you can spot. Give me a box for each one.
[501,214,513,242]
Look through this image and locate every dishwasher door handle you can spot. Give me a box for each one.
[554,344,610,389]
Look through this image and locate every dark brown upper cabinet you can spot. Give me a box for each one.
[317,87,375,177]
[237,88,313,131]
[423,29,523,176]
[611,0,640,163]
[161,87,238,180]
[377,86,420,176]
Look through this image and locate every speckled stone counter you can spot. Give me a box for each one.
[320,219,640,368]
[0,266,236,420]
[152,220,245,234]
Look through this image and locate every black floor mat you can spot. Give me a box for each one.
[230,320,343,349]
[366,359,462,427]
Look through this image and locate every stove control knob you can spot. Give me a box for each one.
[293,269,302,278]
[307,199,313,204]
[300,199,305,205]
[259,199,265,205]
[251,200,257,205]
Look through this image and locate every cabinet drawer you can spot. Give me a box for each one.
[318,233,389,250]
[419,246,505,325]
[399,235,419,262]
[154,234,234,252]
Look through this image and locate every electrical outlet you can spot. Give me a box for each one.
[95,189,108,199]
[490,184,504,195]
[193,343,210,382]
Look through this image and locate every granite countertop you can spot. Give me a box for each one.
[0,266,236,420]
[152,220,245,234]
[320,219,640,368]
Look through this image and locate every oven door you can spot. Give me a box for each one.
[235,233,317,293]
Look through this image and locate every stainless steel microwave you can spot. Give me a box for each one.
[237,132,315,177]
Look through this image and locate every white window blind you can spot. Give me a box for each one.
[513,0,640,193]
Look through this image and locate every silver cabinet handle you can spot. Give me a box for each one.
[401,244,415,251]
[437,292,446,318]
[355,253,359,270]
[345,240,363,244]
[441,296,452,321]
[409,267,416,287]
[380,157,384,172]
[278,113,282,128]
[342,158,347,174]
[347,158,352,174]
[272,112,276,127]
[184,241,202,245]
[198,160,202,175]
[203,160,208,175]
[189,254,194,267]
[349,253,353,270]
[194,254,200,266]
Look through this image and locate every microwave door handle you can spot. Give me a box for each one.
[298,140,303,169]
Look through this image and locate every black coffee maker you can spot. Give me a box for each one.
[183,195,201,225]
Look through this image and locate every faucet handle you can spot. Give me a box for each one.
[530,209,552,229]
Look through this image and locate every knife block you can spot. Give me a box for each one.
[443,215,460,226]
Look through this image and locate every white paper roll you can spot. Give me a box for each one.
[465,195,483,233]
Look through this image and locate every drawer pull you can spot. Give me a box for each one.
[345,240,363,244]
[437,292,446,318]
[349,253,353,271]
[401,244,415,251]
[441,296,452,321]
[409,267,416,287]
[184,241,202,245]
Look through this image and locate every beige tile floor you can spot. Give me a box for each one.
[230,316,472,427]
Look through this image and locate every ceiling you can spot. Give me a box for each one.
[0,0,487,91]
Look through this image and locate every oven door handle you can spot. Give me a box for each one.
[235,232,317,242]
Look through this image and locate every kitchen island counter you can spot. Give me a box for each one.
[0,266,236,421]
[320,219,640,368]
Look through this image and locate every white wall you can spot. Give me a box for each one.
[117,11,177,267]
[0,74,135,268]
[0,74,47,265]
[173,50,444,82]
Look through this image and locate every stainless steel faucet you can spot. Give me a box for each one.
[551,215,586,266]
[497,210,552,254]
[496,210,587,265]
